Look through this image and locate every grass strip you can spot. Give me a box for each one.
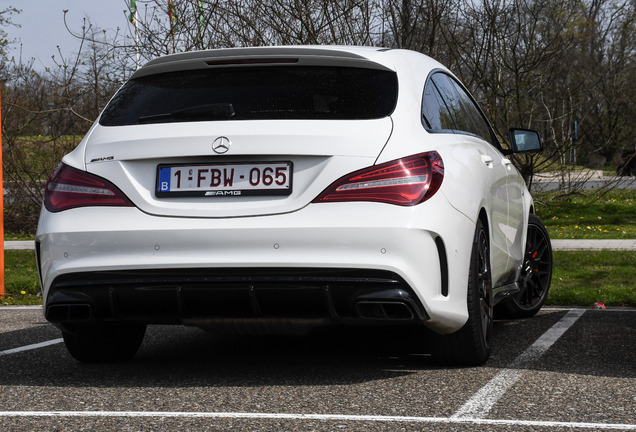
[536,189,636,239]
[2,250,41,305]
[548,250,636,307]
[2,250,634,307]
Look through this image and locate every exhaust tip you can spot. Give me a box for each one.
[355,301,415,320]
[46,304,92,323]
[353,288,428,321]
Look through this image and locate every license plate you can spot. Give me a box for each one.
[156,162,292,197]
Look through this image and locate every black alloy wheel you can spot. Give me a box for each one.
[432,218,493,366]
[498,214,552,318]
[476,224,493,349]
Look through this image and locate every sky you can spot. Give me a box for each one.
[1,0,131,68]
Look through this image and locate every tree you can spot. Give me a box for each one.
[0,7,19,56]
[1,12,126,233]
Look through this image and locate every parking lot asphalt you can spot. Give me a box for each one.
[0,306,634,431]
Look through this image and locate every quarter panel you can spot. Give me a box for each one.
[433,134,512,286]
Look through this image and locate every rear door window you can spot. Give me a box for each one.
[447,78,494,144]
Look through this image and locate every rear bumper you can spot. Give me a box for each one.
[45,268,429,332]
[37,196,475,333]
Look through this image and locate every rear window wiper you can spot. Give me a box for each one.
[136,103,235,124]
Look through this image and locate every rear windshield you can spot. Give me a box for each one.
[99,66,398,126]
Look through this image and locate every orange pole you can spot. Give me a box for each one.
[0,89,4,300]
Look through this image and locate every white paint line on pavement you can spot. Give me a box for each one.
[451,308,586,420]
[0,338,63,356]
[0,410,633,430]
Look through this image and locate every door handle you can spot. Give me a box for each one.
[481,155,494,167]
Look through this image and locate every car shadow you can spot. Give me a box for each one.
[140,323,448,386]
[0,323,439,388]
[0,308,633,389]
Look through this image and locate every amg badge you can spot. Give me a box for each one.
[205,190,242,196]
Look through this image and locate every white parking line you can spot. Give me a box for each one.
[452,309,586,420]
[0,410,633,430]
[0,338,63,356]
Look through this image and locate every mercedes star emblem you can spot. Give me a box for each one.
[212,136,231,154]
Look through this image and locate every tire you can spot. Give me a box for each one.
[62,322,147,363]
[432,219,493,366]
[497,214,552,319]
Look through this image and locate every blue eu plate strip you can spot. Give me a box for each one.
[158,167,171,192]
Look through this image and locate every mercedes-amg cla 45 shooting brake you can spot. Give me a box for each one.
[37,46,553,365]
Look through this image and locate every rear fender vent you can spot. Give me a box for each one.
[435,236,449,297]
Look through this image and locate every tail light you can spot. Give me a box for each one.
[312,152,444,206]
[44,163,135,212]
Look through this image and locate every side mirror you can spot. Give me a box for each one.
[508,129,542,154]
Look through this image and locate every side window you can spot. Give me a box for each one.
[422,79,454,131]
[422,72,494,145]
[430,73,467,131]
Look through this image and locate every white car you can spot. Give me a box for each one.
[36,46,552,365]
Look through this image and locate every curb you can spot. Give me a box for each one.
[4,241,36,250]
[551,239,636,251]
[7,240,636,251]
